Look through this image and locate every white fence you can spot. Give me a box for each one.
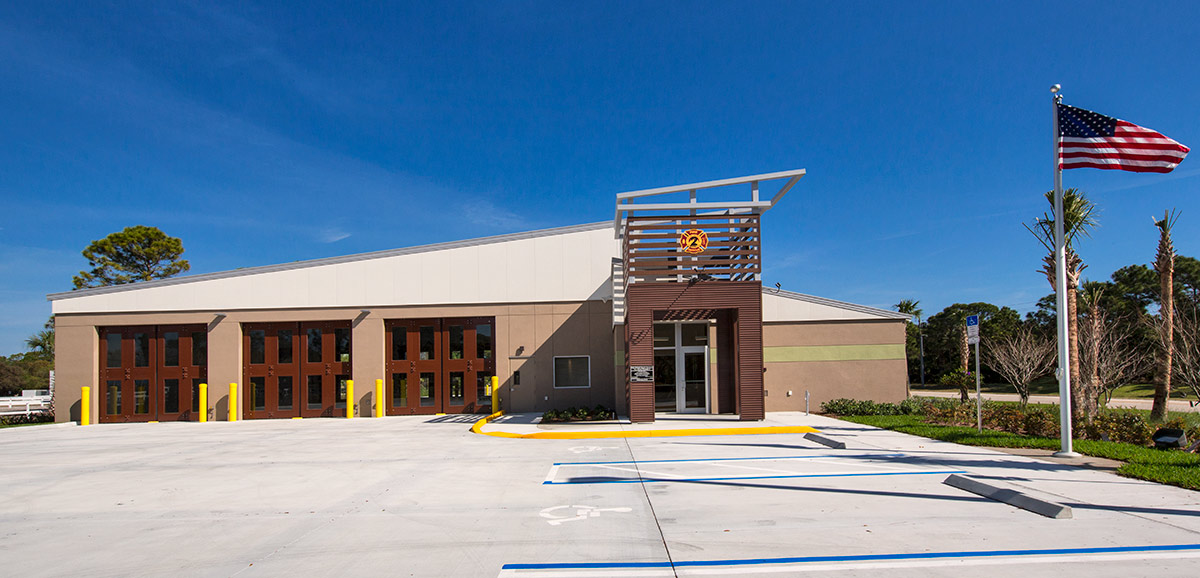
[0,395,52,416]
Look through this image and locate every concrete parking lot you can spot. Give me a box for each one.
[2,413,1199,577]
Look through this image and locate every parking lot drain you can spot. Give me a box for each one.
[943,474,1072,519]
[804,432,846,449]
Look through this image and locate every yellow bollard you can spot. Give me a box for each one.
[491,375,500,414]
[228,383,238,422]
[346,379,355,418]
[81,386,91,426]
[199,383,208,423]
[375,378,384,418]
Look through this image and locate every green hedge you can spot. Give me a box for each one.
[0,411,54,427]
[822,397,1200,447]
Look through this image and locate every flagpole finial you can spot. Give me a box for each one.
[1050,84,1061,94]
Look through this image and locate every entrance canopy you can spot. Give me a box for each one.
[613,168,806,237]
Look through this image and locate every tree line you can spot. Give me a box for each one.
[898,190,1195,425]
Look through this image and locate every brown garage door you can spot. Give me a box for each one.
[99,325,207,423]
[243,321,351,419]
[385,317,494,415]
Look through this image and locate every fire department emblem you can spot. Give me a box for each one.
[679,229,708,255]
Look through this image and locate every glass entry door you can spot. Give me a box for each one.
[652,322,709,413]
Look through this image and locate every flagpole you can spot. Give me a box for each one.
[1051,83,1079,457]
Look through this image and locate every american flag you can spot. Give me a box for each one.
[1057,103,1189,173]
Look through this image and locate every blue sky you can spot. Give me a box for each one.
[2,1,1200,354]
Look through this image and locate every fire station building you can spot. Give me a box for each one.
[50,170,909,424]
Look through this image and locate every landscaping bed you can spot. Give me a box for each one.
[540,405,616,423]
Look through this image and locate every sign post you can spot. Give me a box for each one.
[966,315,982,432]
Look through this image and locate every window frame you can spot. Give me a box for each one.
[552,355,591,389]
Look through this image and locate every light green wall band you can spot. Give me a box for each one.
[764,344,905,362]
[707,344,905,363]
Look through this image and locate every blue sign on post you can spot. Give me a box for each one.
[966,315,979,344]
[965,315,979,326]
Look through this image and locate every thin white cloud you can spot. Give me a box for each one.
[462,198,532,232]
[319,228,351,243]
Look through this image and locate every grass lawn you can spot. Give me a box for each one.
[842,414,1200,491]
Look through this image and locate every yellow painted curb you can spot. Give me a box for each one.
[469,411,818,439]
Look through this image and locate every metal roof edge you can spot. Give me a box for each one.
[762,288,912,320]
[49,221,614,301]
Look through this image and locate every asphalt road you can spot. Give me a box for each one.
[916,389,1200,412]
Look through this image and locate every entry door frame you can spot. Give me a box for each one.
[652,321,711,414]
[99,326,158,423]
[157,324,207,421]
[675,345,709,413]
[243,322,302,420]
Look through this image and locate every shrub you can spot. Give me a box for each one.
[1021,406,1059,438]
[540,405,616,422]
[0,411,54,427]
[1085,411,1153,445]
[938,368,976,402]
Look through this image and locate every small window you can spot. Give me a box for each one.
[133,333,150,367]
[105,333,122,368]
[307,329,323,363]
[106,380,122,415]
[134,379,150,413]
[164,378,179,413]
[335,328,351,363]
[419,373,435,406]
[449,325,464,359]
[449,372,464,404]
[476,324,493,359]
[278,376,294,410]
[250,377,266,411]
[419,326,435,360]
[392,373,407,407]
[191,379,202,414]
[391,327,407,361]
[307,375,323,409]
[163,332,179,367]
[681,323,708,346]
[249,330,266,364]
[554,356,590,389]
[476,372,492,407]
[278,330,293,364]
[335,375,349,409]
[653,324,675,347]
[192,332,208,366]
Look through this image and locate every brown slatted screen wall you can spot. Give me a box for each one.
[625,281,763,422]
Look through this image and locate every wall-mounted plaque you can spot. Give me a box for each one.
[630,365,654,382]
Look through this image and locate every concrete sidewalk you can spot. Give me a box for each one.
[916,389,1200,412]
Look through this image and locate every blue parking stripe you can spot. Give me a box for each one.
[501,543,1200,570]
[552,453,904,466]
[542,469,966,485]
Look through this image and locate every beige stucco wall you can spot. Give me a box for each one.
[761,319,908,411]
[54,301,616,422]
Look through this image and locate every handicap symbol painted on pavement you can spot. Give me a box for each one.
[539,505,633,526]
[567,446,617,454]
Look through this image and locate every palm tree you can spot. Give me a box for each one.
[1026,188,1098,419]
[894,300,924,387]
[1151,209,1179,422]
[24,316,54,359]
